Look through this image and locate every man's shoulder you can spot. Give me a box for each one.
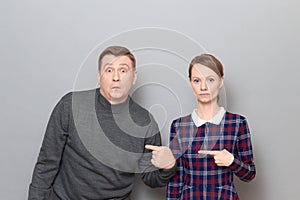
[57,88,97,108]
[129,98,155,126]
[129,99,149,114]
[61,88,97,100]
[69,88,97,96]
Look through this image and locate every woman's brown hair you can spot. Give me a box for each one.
[188,54,224,79]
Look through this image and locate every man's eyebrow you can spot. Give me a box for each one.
[103,63,112,67]
[119,63,129,67]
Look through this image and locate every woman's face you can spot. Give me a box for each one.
[190,64,223,104]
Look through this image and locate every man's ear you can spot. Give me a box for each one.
[132,71,137,85]
[97,71,101,85]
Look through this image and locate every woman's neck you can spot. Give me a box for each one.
[196,102,220,121]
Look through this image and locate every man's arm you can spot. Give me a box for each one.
[28,94,70,199]
[138,115,176,188]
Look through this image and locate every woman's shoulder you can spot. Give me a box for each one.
[172,114,193,124]
[224,111,247,122]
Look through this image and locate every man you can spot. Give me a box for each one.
[29,46,176,200]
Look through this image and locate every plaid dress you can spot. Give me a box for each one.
[167,109,256,200]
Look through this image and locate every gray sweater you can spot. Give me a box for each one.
[29,88,176,200]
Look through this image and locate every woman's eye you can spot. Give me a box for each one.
[193,79,200,83]
[208,78,214,82]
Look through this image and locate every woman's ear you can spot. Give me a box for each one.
[219,76,224,88]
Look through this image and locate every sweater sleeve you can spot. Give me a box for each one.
[139,115,176,188]
[167,120,184,199]
[28,94,70,199]
[229,118,256,182]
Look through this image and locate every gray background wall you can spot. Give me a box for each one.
[1,0,300,199]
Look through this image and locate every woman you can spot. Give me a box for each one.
[167,54,256,200]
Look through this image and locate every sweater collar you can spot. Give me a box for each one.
[96,88,130,114]
[191,107,226,127]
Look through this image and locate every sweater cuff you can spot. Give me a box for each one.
[28,184,52,200]
[159,162,177,180]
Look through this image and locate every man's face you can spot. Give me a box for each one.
[98,55,137,104]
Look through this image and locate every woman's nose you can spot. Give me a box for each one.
[200,81,207,91]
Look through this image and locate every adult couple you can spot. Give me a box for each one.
[29,46,255,200]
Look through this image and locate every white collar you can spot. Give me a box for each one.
[191,107,226,127]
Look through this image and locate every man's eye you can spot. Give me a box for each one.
[208,78,214,82]
[120,68,127,73]
[193,79,200,83]
[106,68,113,73]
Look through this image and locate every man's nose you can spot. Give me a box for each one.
[113,71,120,81]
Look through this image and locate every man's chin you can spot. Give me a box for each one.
[111,92,122,99]
[110,94,127,103]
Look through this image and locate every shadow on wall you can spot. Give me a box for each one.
[131,175,166,200]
